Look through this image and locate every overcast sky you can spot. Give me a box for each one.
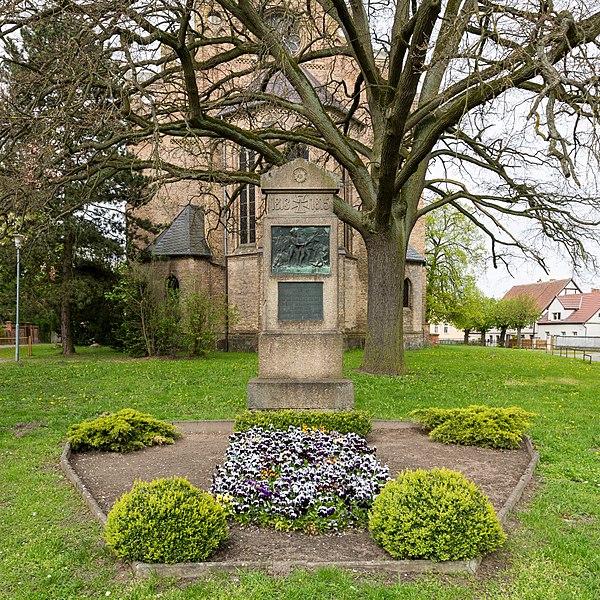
[477,247,599,298]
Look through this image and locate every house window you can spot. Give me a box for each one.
[239,148,256,245]
[403,278,411,308]
[434,325,439,333]
[552,312,561,320]
[444,325,449,334]
[572,331,578,336]
[545,331,550,338]
[561,331,566,336]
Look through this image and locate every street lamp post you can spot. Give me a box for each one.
[14,234,24,362]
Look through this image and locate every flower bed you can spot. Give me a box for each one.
[210,426,390,533]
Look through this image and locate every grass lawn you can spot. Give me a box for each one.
[0,344,598,599]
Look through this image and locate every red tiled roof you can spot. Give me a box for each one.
[562,292,600,324]
[502,279,574,311]
[538,291,600,324]
[558,295,582,310]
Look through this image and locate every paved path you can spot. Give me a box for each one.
[554,348,600,362]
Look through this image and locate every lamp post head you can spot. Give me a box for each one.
[13,234,24,249]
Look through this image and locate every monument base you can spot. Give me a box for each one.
[247,378,354,411]
[258,331,344,379]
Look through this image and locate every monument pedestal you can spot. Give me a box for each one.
[258,331,343,379]
[247,159,355,411]
[248,331,354,410]
[247,378,354,410]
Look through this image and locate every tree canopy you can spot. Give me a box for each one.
[2,1,600,373]
[425,202,486,323]
[0,14,148,352]
[500,294,541,345]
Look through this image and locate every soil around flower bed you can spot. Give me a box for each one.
[67,420,536,571]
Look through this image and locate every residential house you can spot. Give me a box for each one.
[501,278,582,340]
[429,322,481,343]
[429,278,600,347]
[537,290,600,339]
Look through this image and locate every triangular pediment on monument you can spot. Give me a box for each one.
[260,158,339,192]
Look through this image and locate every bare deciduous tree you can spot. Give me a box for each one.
[2,0,600,373]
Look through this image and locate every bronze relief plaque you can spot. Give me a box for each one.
[271,226,330,274]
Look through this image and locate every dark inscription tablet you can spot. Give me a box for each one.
[271,226,330,274]
[278,282,323,321]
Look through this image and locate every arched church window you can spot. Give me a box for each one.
[341,169,352,253]
[239,148,256,244]
[285,142,309,161]
[264,11,302,55]
[167,274,180,294]
[403,278,411,308]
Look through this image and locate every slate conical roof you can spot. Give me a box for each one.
[149,205,211,258]
[406,244,425,264]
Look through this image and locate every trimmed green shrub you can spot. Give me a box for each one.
[67,408,180,452]
[369,468,506,561]
[234,409,372,437]
[410,405,536,449]
[104,477,228,564]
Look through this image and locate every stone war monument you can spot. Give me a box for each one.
[247,159,355,410]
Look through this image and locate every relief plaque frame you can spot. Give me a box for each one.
[271,226,330,274]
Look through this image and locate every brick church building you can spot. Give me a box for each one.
[132,5,428,351]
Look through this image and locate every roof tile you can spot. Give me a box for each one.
[503,279,575,311]
[149,205,211,258]
[562,292,600,324]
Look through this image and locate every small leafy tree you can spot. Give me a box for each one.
[108,266,236,357]
[493,299,513,348]
[447,283,487,344]
[181,291,237,357]
[107,266,181,357]
[506,295,541,347]
[471,297,498,346]
[426,204,486,324]
[493,295,541,348]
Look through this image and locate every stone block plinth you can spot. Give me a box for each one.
[258,331,344,379]
[247,378,354,411]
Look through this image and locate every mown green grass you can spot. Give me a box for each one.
[1,344,598,599]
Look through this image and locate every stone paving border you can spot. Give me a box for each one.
[60,420,539,578]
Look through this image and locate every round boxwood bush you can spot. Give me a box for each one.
[369,468,506,561]
[409,405,535,450]
[68,408,180,453]
[105,477,227,564]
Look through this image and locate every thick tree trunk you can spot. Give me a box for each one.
[480,330,486,346]
[499,327,507,347]
[360,231,407,375]
[61,233,76,355]
[463,329,470,344]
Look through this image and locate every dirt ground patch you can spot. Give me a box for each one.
[69,421,534,566]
